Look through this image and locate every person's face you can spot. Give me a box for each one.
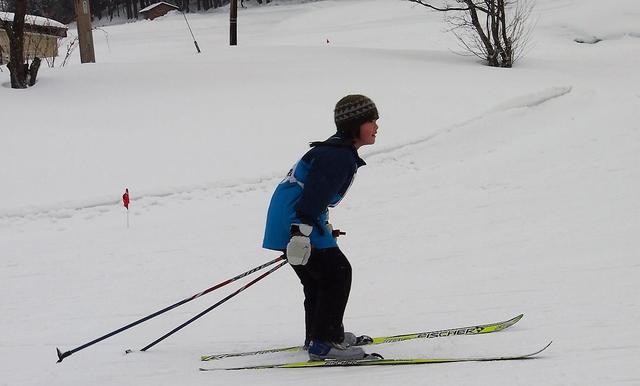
[354,120,378,149]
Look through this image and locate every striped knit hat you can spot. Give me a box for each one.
[334,94,379,138]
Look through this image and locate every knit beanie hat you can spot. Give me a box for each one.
[334,94,379,139]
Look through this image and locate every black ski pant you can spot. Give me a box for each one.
[291,247,352,344]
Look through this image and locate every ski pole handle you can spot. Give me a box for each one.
[332,229,346,238]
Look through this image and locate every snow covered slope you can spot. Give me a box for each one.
[1,0,639,385]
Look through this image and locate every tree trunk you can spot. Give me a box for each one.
[498,0,513,67]
[7,0,28,88]
[463,0,496,66]
[27,57,41,86]
[488,1,505,66]
[125,0,133,19]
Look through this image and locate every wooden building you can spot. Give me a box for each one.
[139,2,180,20]
[0,12,67,64]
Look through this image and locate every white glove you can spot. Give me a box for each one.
[286,224,312,266]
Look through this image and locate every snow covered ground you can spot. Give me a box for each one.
[1,0,639,384]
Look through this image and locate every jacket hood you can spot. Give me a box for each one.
[309,132,366,167]
[309,131,353,148]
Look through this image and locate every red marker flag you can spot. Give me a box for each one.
[123,188,130,210]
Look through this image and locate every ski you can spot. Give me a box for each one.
[201,313,524,361]
[199,341,551,370]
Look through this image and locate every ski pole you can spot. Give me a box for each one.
[139,259,288,352]
[56,255,285,363]
[181,7,200,53]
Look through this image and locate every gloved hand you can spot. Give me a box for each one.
[286,224,312,265]
[326,221,346,238]
[326,221,334,236]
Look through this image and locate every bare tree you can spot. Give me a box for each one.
[408,0,533,67]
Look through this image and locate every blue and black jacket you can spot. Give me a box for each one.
[263,132,366,251]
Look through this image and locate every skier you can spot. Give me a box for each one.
[263,94,379,360]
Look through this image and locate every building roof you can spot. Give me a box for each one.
[0,12,66,28]
[0,12,67,37]
[139,2,179,14]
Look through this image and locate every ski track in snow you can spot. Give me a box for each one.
[0,86,572,227]
[574,31,640,44]
[356,86,572,162]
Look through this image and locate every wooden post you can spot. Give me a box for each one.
[230,0,237,46]
[74,0,95,63]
